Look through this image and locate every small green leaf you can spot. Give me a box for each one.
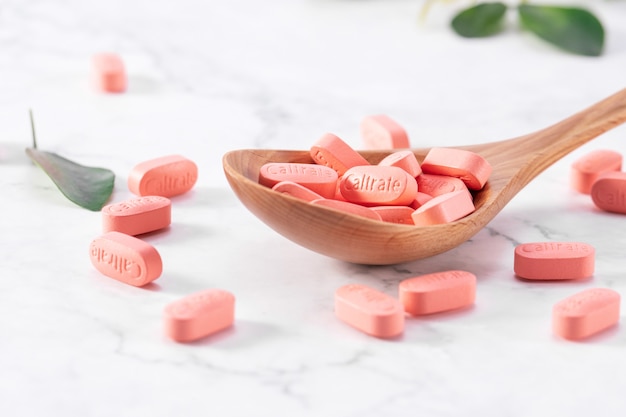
[451,2,508,38]
[26,148,115,211]
[518,5,604,56]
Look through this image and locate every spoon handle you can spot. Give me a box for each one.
[475,88,626,182]
[527,87,626,159]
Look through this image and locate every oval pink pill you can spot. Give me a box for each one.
[340,165,418,206]
[102,196,171,236]
[335,284,404,338]
[89,231,162,287]
[421,148,492,190]
[360,115,410,150]
[571,149,622,194]
[259,163,338,198]
[399,270,476,315]
[128,155,198,198]
[553,288,620,340]
[417,173,469,197]
[92,53,127,93]
[591,171,626,214]
[411,190,475,226]
[514,242,595,280]
[272,181,325,202]
[164,289,235,343]
[378,150,422,177]
[310,133,370,176]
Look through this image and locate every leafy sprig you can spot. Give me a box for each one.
[425,1,605,56]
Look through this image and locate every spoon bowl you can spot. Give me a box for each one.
[223,89,626,264]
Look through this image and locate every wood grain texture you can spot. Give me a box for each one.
[223,88,626,264]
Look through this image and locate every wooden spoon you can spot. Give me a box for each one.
[223,89,626,265]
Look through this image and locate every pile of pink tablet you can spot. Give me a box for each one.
[258,115,492,226]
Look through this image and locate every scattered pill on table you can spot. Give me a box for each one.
[334,284,404,338]
[91,53,127,93]
[514,242,595,281]
[590,171,626,214]
[89,231,162,287]
[128,154,198,198]
[102,196,171,236]
[553,288,620,341]
[570,149,622,194]
[399,270,476,315]
[164,289,235,343]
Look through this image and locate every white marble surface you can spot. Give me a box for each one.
[2,0,626,415]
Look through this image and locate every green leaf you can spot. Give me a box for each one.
[26,148,115,211]
[451,2,508,38]
[518,5,604,56]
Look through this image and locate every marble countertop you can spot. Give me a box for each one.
[2,0,626,415]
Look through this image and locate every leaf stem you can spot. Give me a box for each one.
[29,109,38,149]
